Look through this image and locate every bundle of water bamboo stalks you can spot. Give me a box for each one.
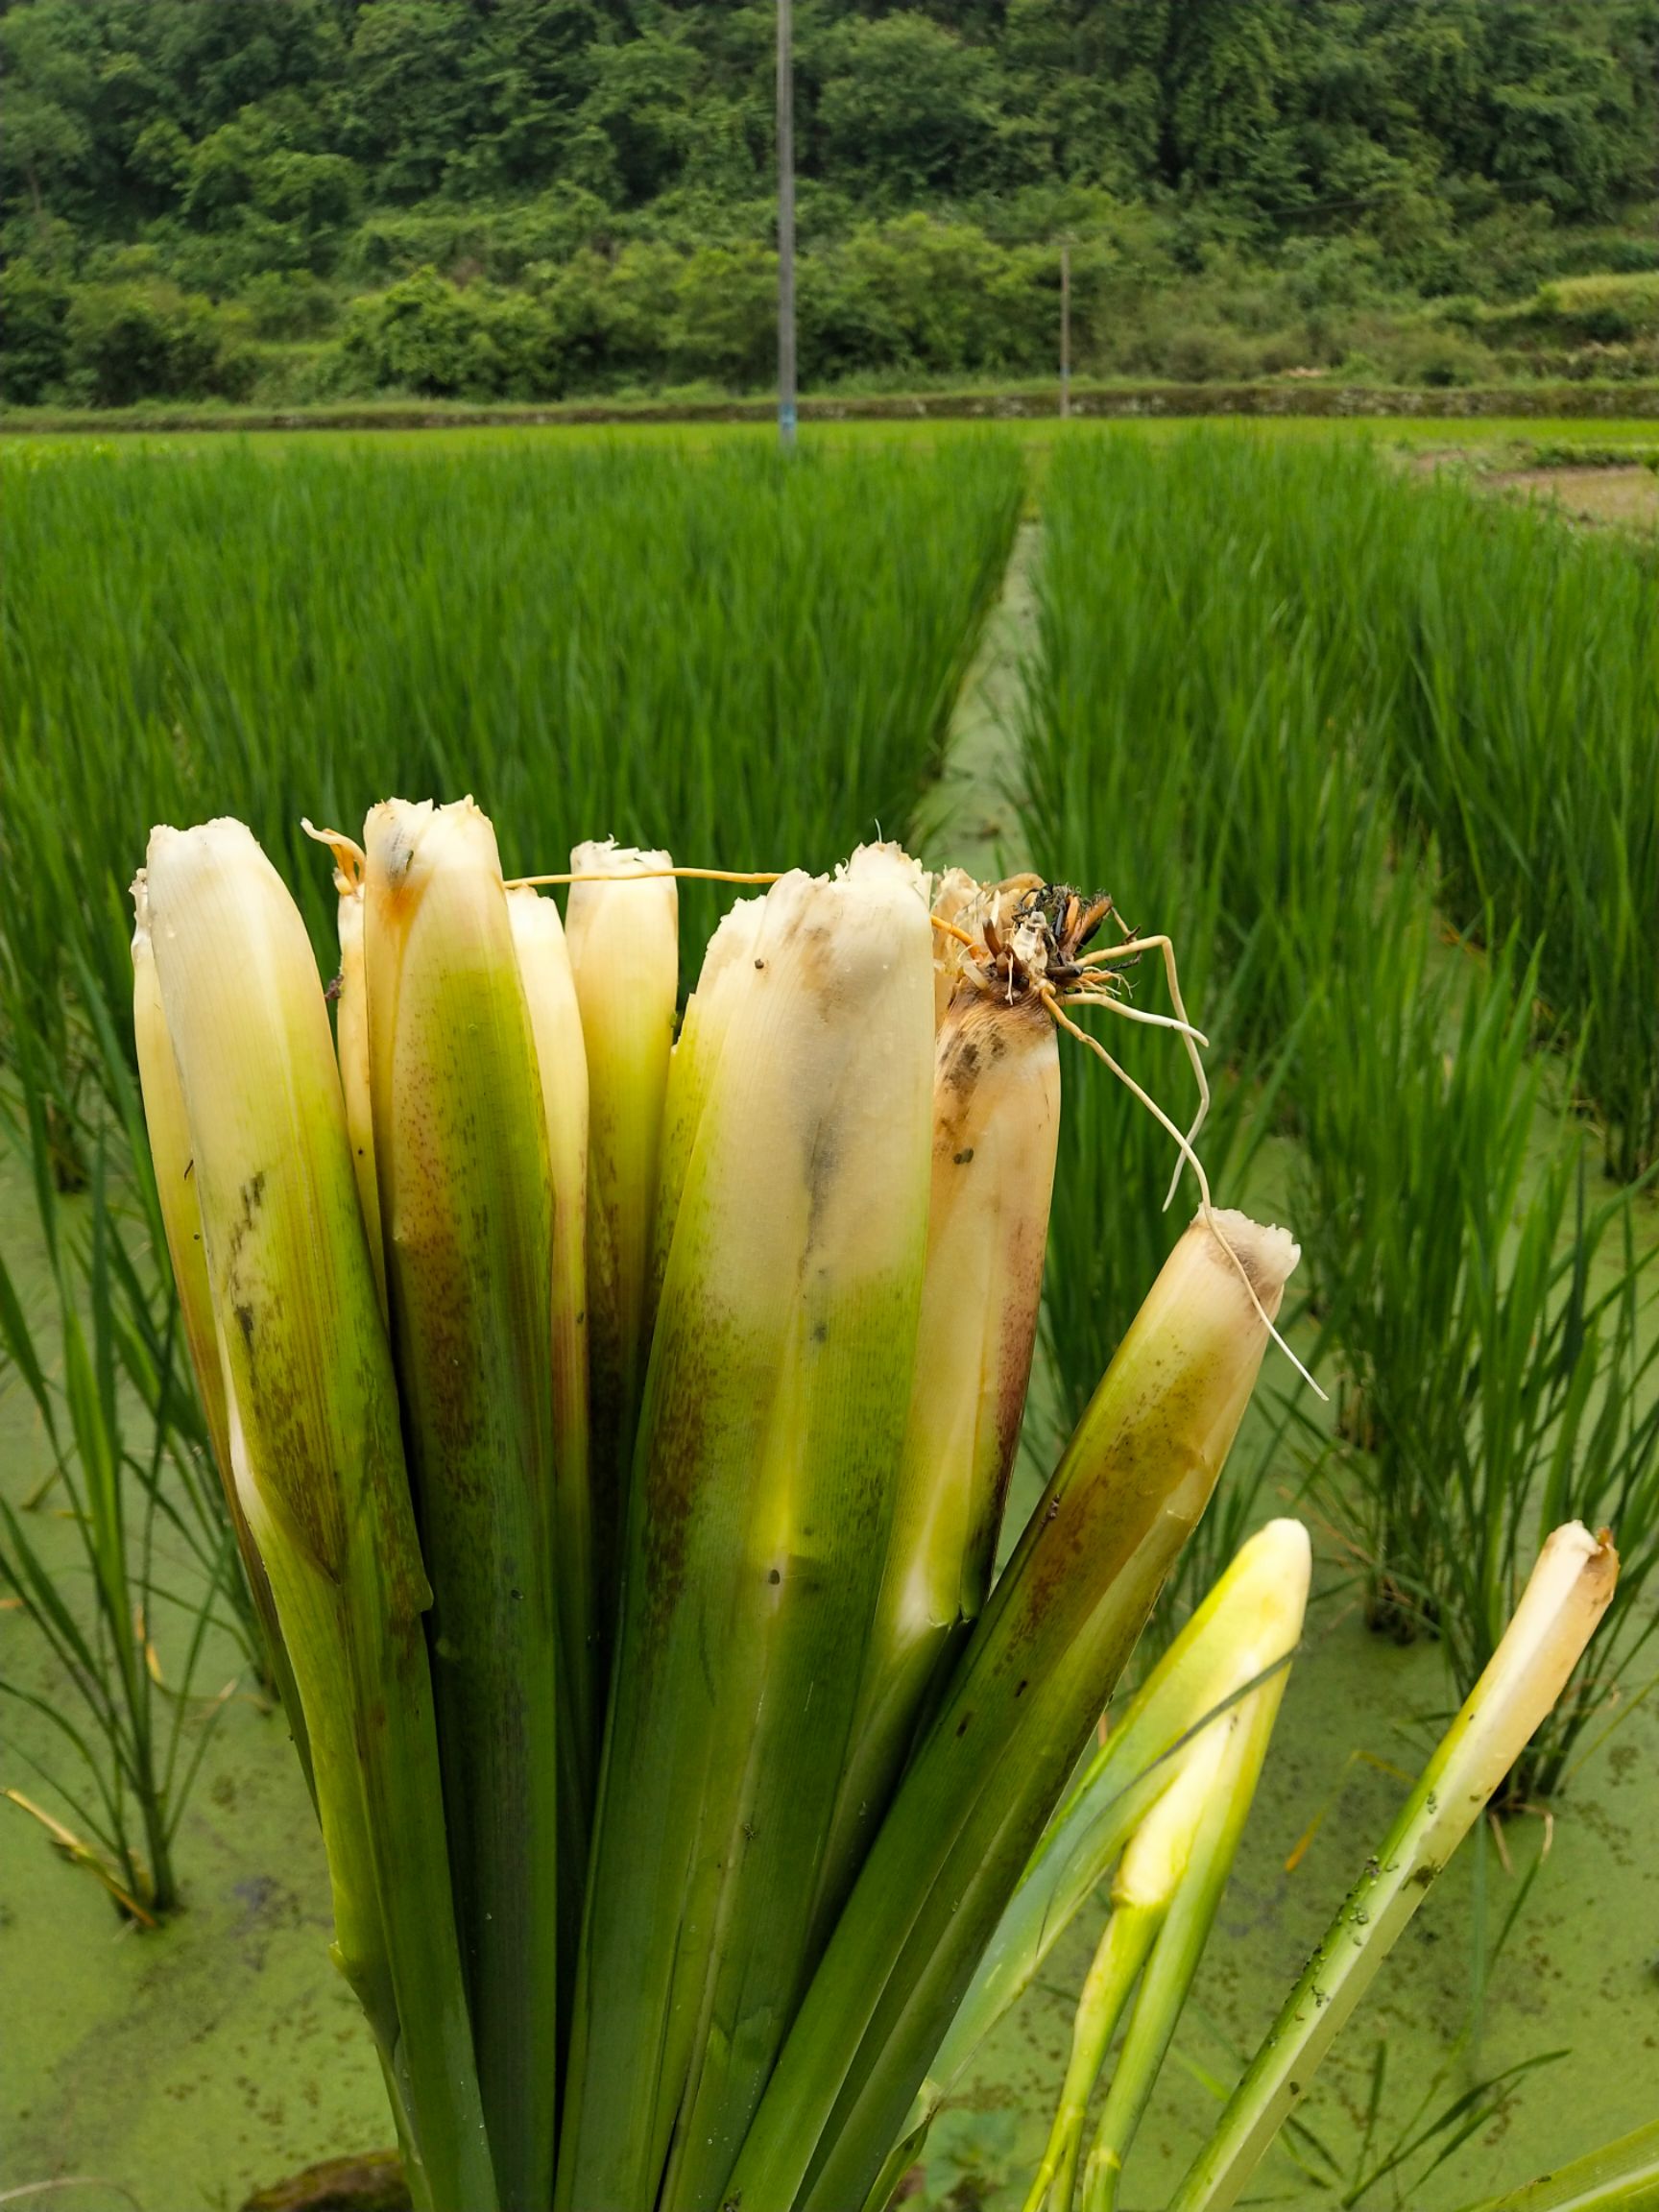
[132,802,1612,2212]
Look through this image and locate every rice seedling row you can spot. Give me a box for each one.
[1020,431,1659,1788]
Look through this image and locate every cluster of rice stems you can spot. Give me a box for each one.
[0,1015,259,1918]
[134,798,1318,2210]
[0,434,1023,1138]
[1022,430,1659,1788]
[1296,916,1659,1799]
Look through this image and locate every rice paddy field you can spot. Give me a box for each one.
[2,421,1657,2212]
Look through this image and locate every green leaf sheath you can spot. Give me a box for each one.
[363,801,561,2212]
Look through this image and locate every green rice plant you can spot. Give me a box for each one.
[1016,433,1389,1637]
[0,1049,246,1919]
[1414,1145,1659,1802]
[1297,914,1659,1797]
[1024,428,1659,1758]
[1029,429,1659,1181]
[1382,485,1659,1181]
[0,434,1023,1127]
[1294,910,1546,1636]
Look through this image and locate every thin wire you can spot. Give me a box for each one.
[504,867,783,888]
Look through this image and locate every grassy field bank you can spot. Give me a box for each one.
[7,381,1659,441]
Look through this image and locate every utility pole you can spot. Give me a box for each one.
[777,0,797,449]
[1059,240,1071,420]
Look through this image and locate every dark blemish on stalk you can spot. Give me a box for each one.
[233,1301,255,1350]
[184,1157,195,1181]
[1288,2080,1303,2100]
[240,1168,266,1224]
[803,1116,840,1255]
[767,1568,781,1585]
[1015,1679,1029,1698]
[811,1320,828,1345]
[955,1712,973,1737]
[953,1147,974,1166]
[754,958,765,971]
[1411,1862,1440,1887]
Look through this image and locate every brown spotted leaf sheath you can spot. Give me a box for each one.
[813,953,1061,1945]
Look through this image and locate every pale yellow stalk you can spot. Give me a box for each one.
[361,797,561,2212]
[138,818,493,2212]
[132,890,305,1777]
[564,839,678,1648]
[507,884,598,1833]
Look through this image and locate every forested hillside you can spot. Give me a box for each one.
[4,0,1657,407]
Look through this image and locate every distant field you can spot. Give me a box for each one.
[7,410,1659,471]
[5,377,1659,444]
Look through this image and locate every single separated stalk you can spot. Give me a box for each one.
[727,1208,1300,2212]
[1075,1662,1292,2212]
[138,820,493,2212]
[813,883,1062,1942]
[508,885,598,1847]
[558,849,935,2212]
[1022,1526,1311,2212]
[132,907,309,1784]
[363,800,561,2212]
[565,840,678,1670]
[310,828,388,1321]
[1168,1521,1620,2212]
[1461,2118,1659,2212]
[1028,1723,1232,2212]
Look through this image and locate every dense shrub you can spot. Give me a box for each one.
[62,280,252,406]
[340,266,557,397]
[0,261,69,402]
